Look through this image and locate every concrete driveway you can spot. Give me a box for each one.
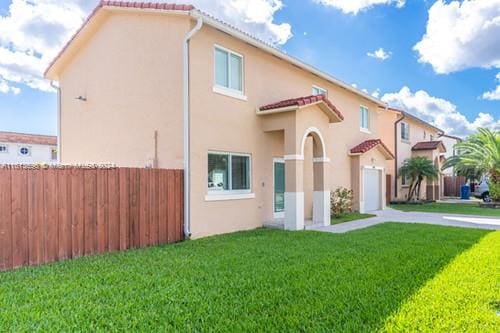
[307,208,500,233]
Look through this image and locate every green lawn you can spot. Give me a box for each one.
[331,211,376,224]
[1,224,498,332]
[391,202,500,217]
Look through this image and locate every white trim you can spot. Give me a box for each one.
[300,127,327,158]
[360,128,371,134]
[312,157,330,163]
[284,192,304,230]
[313,191,330,226]
[18,145,31,157]
[360,167,384,213]
[273,158,285,219]
[205,193,255,201]
[212,85,247,101]
[213,44,245,96]
[284,154,304,161]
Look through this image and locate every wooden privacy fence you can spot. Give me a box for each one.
[443,176,466,197]
[0,166,183,272]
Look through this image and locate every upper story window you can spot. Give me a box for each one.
[51,148,57,161]
[0,144,7,153]
[360,106,370,131]
[208,152,251,193]
[19,146,31,156]
[401,122,410,141]
[423,131,427,140]
[214,46,243,94]
[430,134,434,141]
[312,85,327,96]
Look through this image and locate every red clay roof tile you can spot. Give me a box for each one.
[259,94,344,121]
[0,132,57,146]
[350,139,395,159]
[412,141,446,151]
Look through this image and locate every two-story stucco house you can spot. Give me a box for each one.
[386,109,446,201]
[0,131,57,164]
[45,1,400,239]
[438,134,462,176]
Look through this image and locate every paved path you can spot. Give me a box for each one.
[306,208,500,234]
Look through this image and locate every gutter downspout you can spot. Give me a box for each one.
[394,111,405,199]
[183,15,203,240]
[50,81,61,164]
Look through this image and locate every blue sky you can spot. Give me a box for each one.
[0,0,498,137]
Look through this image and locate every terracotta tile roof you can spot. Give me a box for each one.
[45,1,195,77]
[0,132,57,145]
[350,139,395,159]
[259,94,344,121]
[412,141,446,152]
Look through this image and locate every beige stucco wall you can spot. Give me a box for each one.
[55,12,397,239]
[58,11,191,168]
[395,117,441,200]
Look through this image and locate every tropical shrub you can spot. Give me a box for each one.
[399,156,439,202]
[330,187,353,217]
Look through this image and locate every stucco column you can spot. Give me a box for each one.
[313,159,330,226]
[284,158,304,230]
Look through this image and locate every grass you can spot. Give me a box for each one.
[331,211,376,224]
[0,224,498,332]
[391,202,500,217]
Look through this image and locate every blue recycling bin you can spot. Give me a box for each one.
[460,185,470,200]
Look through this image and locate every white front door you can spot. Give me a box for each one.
[273,159,285,218]
[364,168,381,212]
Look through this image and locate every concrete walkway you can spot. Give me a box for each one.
[306,208,500,234]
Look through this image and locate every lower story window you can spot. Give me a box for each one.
[208,152,251,192]
[19,146,30,156]
[401,172,410,186]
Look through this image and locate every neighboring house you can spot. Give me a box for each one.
[0,131,57,164]
[45,1,396,238]
[386,109,446,201]
[438,134,462,176]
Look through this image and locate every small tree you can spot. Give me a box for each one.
[399,156,439,202]
[330,187,353,217]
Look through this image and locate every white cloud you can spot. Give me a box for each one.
[313,0,405,15]
[0,0,292,93]
[414,0,500,74]
[0,78,20,94]
[382,86,500,137]
[371,88,381,98]
[481,72,500,101]
[367,47,391,60]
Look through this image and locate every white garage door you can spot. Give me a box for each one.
[364,168,381,212]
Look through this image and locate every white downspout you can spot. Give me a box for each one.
[50,81,61,164]
[183,15,203,239]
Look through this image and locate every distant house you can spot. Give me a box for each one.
[0,131,57,164]
[438,134,462,176]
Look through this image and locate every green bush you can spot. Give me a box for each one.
[489,180,500,202]
[330,187,353,217]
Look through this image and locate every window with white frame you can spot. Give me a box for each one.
[214,46,243,93]
[18,146,31,156]
[0,144,7,153]
[208,152,251,193]
[401,171,410,186]
[430,134,434,141]
[360,106,370,130]
[401,122,410,141]
[312,85,327,96]
[51,148,57,161]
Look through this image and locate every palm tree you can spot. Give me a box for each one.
[399,156,439,201]
[443,128,500,200]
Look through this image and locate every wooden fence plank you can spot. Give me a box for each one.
[158,170,168,244]
[129,168,140,248]
[0,169,13,271]
[71,168,84,258]
[108,168,120,252]
[96,169,108,253]
[167,170,175,242]
[84,169,97,256]
[58,169,72,260]
[119,168,130,250]
[175,170,182,242]
[28,170,44,266]
[139,169,149,247]
[149,169,159,246]
[43,168,58,264]
[11,169,29,268]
